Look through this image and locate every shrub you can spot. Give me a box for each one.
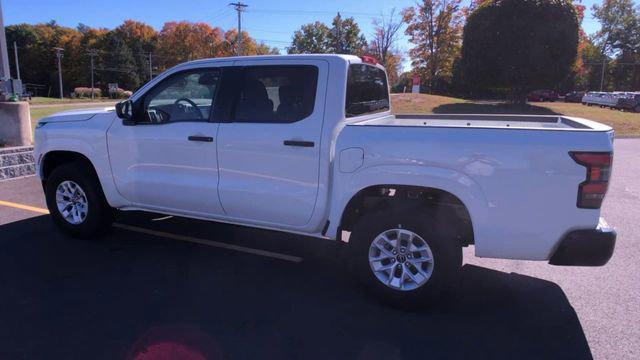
[73,87,102,98]
[109,88,132,99]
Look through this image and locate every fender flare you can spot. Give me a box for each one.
[326,164,489,247]
[38,140,128,208]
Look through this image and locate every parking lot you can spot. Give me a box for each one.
[0,139,638,359]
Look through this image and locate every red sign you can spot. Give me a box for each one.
[412,76,420,86]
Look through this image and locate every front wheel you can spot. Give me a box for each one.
[348,209,462,308]
[45,162,114,238]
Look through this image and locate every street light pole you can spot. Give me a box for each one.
[54,47,64,99]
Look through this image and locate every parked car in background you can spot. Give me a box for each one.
[564,91,585,103]
[34,54,617,307]
[616,93,640,112]
[582,92,618,108]
[527,89,558,102]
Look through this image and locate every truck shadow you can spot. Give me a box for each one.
[432,102,562,115]
[0,215,591,360]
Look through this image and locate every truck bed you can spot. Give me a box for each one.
[354,114,613,132]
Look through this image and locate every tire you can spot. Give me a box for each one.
[348,208,462,308]
[45,162,114,238]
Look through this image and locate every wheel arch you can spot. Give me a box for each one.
[326,164,490,249]
[336,184,475,247]
[41,150,98,182]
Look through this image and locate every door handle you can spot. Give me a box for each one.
[188,136,214,142]
[283,140,314,147]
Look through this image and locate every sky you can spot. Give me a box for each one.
[3,0,604,64]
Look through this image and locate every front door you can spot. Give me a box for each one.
[217,60,328,226]
[107,66,225,216]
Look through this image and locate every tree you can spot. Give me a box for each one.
[101,33,141,90]
[368,9,403,84]
[288,22,331,54]
[329,13,367,55]
[221,29,279,56]
[287,14,367,55]
[402,0,464,94]
[4,19,278,96]
[457,0,579,103]
[592,0,639,54]
[367,9,402,66]
[157,21,224,68]
[591,0,640,90]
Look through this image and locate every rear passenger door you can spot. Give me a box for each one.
[217,60,328,227]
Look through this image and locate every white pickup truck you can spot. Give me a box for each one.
[35,54,616,306]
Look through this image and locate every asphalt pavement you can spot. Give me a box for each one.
[0,139,638,360]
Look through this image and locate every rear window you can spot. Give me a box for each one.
[345,64,389,117]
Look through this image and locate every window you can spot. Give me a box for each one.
[233,66,318,123]
[345,64,389,117]
[140,69,220,124]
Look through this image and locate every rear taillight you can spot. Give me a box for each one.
[570,152,613,209]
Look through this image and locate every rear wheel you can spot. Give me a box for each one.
[45,162,114,238]
[348,209,462,308]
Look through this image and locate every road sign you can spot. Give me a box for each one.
[411,75,420,94]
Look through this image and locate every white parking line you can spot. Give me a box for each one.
[0,200,303,263]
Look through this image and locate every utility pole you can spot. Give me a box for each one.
[53,47,64,99]
[87,49,98,100]
[229,2,247,56]
[599,57,606,92]
[148,52,153,81]
[13,41,19,80]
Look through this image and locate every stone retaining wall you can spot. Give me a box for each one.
[0,146,35,180]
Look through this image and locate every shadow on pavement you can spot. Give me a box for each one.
[432,102,561,115]
[0,215,591,360]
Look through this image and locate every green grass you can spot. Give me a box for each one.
[391,93,640,137]
[29,96,114,105]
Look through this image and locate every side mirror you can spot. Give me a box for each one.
[115,100,134,125]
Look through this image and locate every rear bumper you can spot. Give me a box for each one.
[549,218,616,266]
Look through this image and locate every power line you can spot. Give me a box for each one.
[211,6,234,24]
[254,38,290,44]
[249,8,391,18]
[244,28,292,35]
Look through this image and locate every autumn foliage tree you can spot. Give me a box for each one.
[5,19,279,96]
[457,0,579,103]
[402,0,464,93]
